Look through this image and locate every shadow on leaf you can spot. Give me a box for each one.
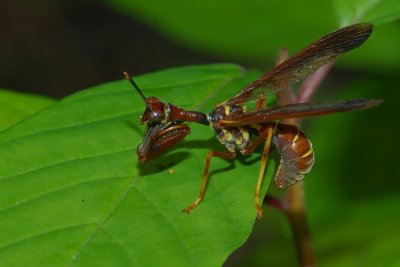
[138,151,191,176]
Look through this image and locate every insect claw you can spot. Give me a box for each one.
[182,207,192,214]
[182,198,202,214]
[256,208,264,219]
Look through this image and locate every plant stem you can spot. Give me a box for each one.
[265,48,335,267]
[284,183,315,267]
[297,62,335,103]
[264,194,286,211]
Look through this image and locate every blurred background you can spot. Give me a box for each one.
[1,0,399,266]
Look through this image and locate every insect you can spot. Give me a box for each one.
[125,23,382,218]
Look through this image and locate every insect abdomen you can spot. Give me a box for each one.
[272,124,314,189]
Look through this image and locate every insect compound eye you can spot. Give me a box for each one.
[147,110,163,122]
[151,111,161,120]
[140,106,163,123]
[145,96,166,122]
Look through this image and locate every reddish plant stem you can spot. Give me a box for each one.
[264,48,336,267]
[284,183,315,267]
[297,61,335,103]
[264,194,287,211]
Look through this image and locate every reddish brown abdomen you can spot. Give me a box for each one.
[272,123,314,189]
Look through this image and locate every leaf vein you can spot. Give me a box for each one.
[0,147,135,182]
[69,175,140,266]
[131,187,198,267]
[0,223,95,251]
[0,176,133,214]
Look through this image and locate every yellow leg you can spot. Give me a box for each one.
[255,126,274,219]
[183,150,236,214]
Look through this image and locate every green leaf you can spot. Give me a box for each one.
[0,89,54,132]
[0,64,274,266]
[333,0,400,26]
[105,0,335,61]
[104,0,400,71]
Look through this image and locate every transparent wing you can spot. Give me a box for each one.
[225,23,373,106]
[218,99,382,127]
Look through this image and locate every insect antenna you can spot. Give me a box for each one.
[123,71,147,103]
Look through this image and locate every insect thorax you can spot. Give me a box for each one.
[209,105,251,153]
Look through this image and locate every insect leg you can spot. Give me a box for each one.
[254,125,275,219]
[137,123,190,163]
[240,124,276,219]
[241,125,272,156]
[183,150,236,214]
